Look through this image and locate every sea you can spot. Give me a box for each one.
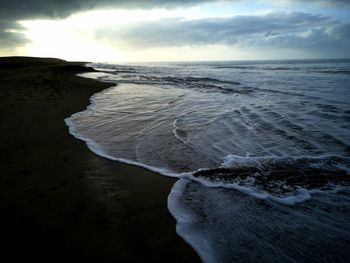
[65,59,350,262]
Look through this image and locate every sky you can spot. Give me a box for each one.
[0,0,349,62]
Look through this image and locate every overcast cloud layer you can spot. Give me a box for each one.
[0,0,349,58]
[96,12,350,57]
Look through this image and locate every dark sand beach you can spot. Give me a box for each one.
[0,57,199,262]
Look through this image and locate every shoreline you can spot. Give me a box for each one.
[0,57,199,262]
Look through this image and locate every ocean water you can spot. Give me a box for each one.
[65,59,350,262]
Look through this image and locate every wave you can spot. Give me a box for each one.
[65,105,350,205]
[172,116,189,144]
[168,176,350,263]
[213,64,350,76]
[214,65,256,70]
[102,74,247,95]
[65,115,180,178]
[189,155,349,205]
[130,75,241,86]
[319,70,350,75]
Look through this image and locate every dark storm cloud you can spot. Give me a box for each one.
[0,0,228,20]
[97,12,350,56]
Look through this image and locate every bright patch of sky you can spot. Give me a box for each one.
[3,0,350,61]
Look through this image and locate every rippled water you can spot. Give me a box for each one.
[66,59,350,262]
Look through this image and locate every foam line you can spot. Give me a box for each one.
[65,116,180,178]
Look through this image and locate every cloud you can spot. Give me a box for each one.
[0,0,349,23]
[0,0,349,56]
[0,0,260,51]
[0,21,28,50]
[95,12,350,57]
[0,0,225,51]
[0,0,230,21]
[0,31,27,48]
[285,0,350,6]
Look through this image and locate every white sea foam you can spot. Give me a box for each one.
[172,115,189,144]
[179,172,328,205]
[168,178,217,263]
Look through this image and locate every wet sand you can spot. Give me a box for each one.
[0,57,199,262]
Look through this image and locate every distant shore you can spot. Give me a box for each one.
[0,56,199,262]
